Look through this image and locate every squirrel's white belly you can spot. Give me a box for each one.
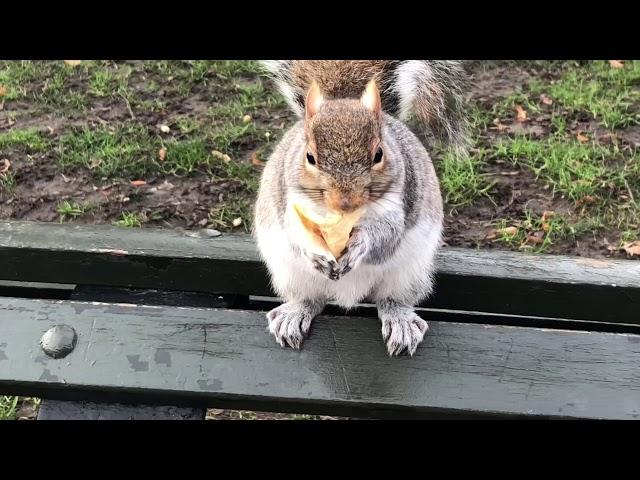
[256,218,441,309]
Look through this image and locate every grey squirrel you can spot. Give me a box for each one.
[254,60,469,356]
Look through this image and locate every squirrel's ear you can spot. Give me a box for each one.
[305,81,324,120]
[361,79,381,115]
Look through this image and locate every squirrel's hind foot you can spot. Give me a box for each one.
[378,301,428,356]
[266,300,325,349]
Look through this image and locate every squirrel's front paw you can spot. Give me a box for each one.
[266,301,322,349]
[380,309,428,356]
[307,253,340,281]
[337,228,368,276]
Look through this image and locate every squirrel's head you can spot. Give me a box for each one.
[300,79,391,214]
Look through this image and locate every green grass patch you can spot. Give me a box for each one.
[0,128,48,152]
[113,211,142,228]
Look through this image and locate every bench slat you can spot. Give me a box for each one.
[1,296,639,419]
[0,221,638,324]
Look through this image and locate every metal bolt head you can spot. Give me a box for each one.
[40,325,77,359]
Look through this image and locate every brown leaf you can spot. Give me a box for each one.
[158,147,167,161]
[0,158,10,173]
[130,180,147,187]
[486,226,519,240]
[608,60,624,69]
[64,60,82,67]
[622,241,640,257]
[575,195,595,207]
[250,152,265,167]
[541,210,555,221]
[576,132,589,143]
[0,85,6,98]
[539,94,553,105]
[526,233,545,245]
[515,105,527,123]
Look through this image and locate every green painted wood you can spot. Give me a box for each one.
[0,221,638,323]
[1,296,640,419]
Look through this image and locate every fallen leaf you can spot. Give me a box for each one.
[576,132,589,143]
[485,226,518,240]
[130,180,146,187]
[232,217,243,227]
[0,85,6,97]
[212,150,231,163]
[526,233,545,245]
[575,195,595,207]
[0,158,10,173]
[64,60,82,67]
[159,124,170,133]
[541,210,555,221]
[515,105,527,123]
[499,226,519,236]
[539,94,553,105]
[242,115,252,124]
[251,152,265,167]
[608,60,624,69]
[622,241,640,256]
[158,147,167,161]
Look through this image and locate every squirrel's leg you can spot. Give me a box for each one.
[376,299,428,356]
[266,298,326,349]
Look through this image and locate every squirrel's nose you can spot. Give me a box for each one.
[339,197,358,213]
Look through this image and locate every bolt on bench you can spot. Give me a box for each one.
[1,220,639,419]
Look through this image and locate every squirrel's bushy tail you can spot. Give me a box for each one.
[260,60,470,158]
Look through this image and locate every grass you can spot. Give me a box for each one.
[436,148,495,208]
[1,59,638,253]
[0,396,18,420]
[56,200,91,222]
[113,211,142,227]
[0,129,48,152]
[0,396,40,420]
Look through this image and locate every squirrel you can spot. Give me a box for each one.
[254,60,468,356]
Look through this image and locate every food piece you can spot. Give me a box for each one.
[293,203,363,260]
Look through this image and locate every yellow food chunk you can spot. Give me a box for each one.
[293,203,363,260]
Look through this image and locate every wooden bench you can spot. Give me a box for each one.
[1,220,639,420]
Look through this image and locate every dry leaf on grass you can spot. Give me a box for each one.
[130,180,146,187]
[526,233,545,245]
[232,217,243,227]
[64,60,82,67]
[158,147,167,161]
[250,152,265,167]
[486,226,518,240]
[622,241,640,257]
[212,150,231,163]
[608,60,624,69]
[0,85,6,98]
[515,105,527,122]
[576,132,589,143]
[575,195,595,207]
[540,94,553,105]
[0,159,10,174]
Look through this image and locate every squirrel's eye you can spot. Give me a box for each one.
[373,147,383,164]
[306,152,316,165]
